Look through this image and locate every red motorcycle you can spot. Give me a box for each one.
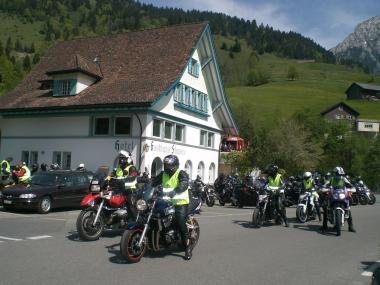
[76,169,136,241]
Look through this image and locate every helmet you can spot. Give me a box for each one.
[163,155,179,176]
[267,164,278,176]
[303,171,312,180]
[78,163,85,168]
[50,163,60,170]
[334,166,345,176]
[118,150,132,167]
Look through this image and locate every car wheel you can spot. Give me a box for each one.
[38,196,52,214]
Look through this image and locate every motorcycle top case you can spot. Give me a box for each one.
[109,194,127,207]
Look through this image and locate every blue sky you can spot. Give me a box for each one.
[139,0,380,49]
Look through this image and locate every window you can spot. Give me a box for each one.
[115,117,131,135]
[30,151,38,166]
[200,130,207,146]
[94,117,110,135]
[75,174,89,185]
[185,160,193,180]
[61,80,71,95]
[197,161,205,180]
[188,58,200,77]
[174,84,208,114]
[52,151,71,170]
[164,121,173,139]
[209,163,216,184]
[153,119,162,137]
[21,151,30,166]
[207,133,214,148]
[364,124,373,128]
[335,114,341,119]
[175,125,184,142]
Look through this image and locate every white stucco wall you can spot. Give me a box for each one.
[357,121,380,132]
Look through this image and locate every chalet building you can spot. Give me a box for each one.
[0,22,238,183]
[346,82,380,100]
[356,119,379,138]
[320,102,360,125]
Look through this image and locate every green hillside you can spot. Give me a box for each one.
[213,36,380,126]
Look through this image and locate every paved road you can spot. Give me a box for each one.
[0,199,379,285]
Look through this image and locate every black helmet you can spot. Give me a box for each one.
[40,163,48,171]
[163,155,179,176]
[268,164,278,177]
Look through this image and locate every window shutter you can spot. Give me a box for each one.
[53,80,60,96]
[69,79,77,95]
[195,63,200,77]
[174,86,178,102]
[181,85,186,103]
[188,61,192,73]
[205,94,208,112]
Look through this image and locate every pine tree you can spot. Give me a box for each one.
[23,55,31,71]
[32,53,40,64]
[5,37,12,57]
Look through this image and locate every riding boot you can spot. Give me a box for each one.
[348,211,356,233]
[320,207,328,232]
[315,204,322,221]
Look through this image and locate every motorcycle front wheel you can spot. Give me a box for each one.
[120,229,146,263]
[206,196,215,207]
[76,209,104,241]
[359,194,368,205]
[296,205,307,223]
[368,194,376,205]
[335,209,342,237]
[251,209,262,228]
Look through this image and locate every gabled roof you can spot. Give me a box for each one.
[346,82,380,93]
[0,22,208,112]
[45,54,103,79]
[320,101,360,116]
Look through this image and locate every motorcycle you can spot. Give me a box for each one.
[321,187,356,236]
[215,175,237,206]
[283,176,302,207]
[353,180,376,205]
[119,185,201,263]
[296,189,318,223]
[190,178,216,207]
[232,175,263,208]
[76,168,136,241]
[251,185,284,228]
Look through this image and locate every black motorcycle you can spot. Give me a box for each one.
[283,176,301,207]
[232,175,261,208]
[251,185,284,228]
[190,178,216,207]
[352,180,376,205]
[215,175,238,206]
[119,185,201,263]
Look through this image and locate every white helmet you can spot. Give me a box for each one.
[303,171,312,180]
[334,166,345,176]
[78,163,85,168]
[118,150,130,158]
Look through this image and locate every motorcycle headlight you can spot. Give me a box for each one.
[258,194,267,201]
[91,185,101,192]
[339,193,346,200]
[19,193,37,199]
[136,199,147,211]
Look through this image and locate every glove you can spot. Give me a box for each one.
[168,190,176,198]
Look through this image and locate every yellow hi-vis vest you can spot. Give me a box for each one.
[268,174,282,187]
[1,160,10,177]
[116,165,133,178]
[162,169,189,206]
[19,166,31,182]
[303,179,313,190]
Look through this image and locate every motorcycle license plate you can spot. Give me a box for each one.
[3,200,12,204]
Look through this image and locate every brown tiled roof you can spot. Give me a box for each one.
[46,54,103,79]
[0,22,208,112]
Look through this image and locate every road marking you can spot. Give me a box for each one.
[199,213,250,218]
[41,217,67,221]
[26,235,52,240]
[0,211,30,217]
[362,260,380,277]
[0,236,23,241]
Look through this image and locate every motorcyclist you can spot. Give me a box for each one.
[115,150,138,178]
[1,157,13,181]
[302,171,321,221]
[13,162,31,184]
[320,166,356,233]
[265,164,289,227]
[151,154,192,260]
[192,175,204,198]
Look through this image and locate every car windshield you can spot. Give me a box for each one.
[30,173,58,186]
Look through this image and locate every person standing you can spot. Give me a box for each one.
[1,157,13,181]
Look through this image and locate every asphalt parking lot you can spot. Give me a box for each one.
[0,199,379,285]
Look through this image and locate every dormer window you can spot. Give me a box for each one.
[53,79,77,96]
[188,58,200,77]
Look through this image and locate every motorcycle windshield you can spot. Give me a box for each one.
[141,185,155,202]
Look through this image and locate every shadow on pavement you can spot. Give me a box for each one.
[66,229,123,242]
[107,242,184,264]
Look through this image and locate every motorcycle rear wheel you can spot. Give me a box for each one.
[251,209,262,228]
[296,205,307,223]
[76,209,104,241]
[120,229,146,263]
[218,199,225,206]
[368,194,376,205]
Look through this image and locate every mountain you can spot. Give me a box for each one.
[331,16,380,74]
